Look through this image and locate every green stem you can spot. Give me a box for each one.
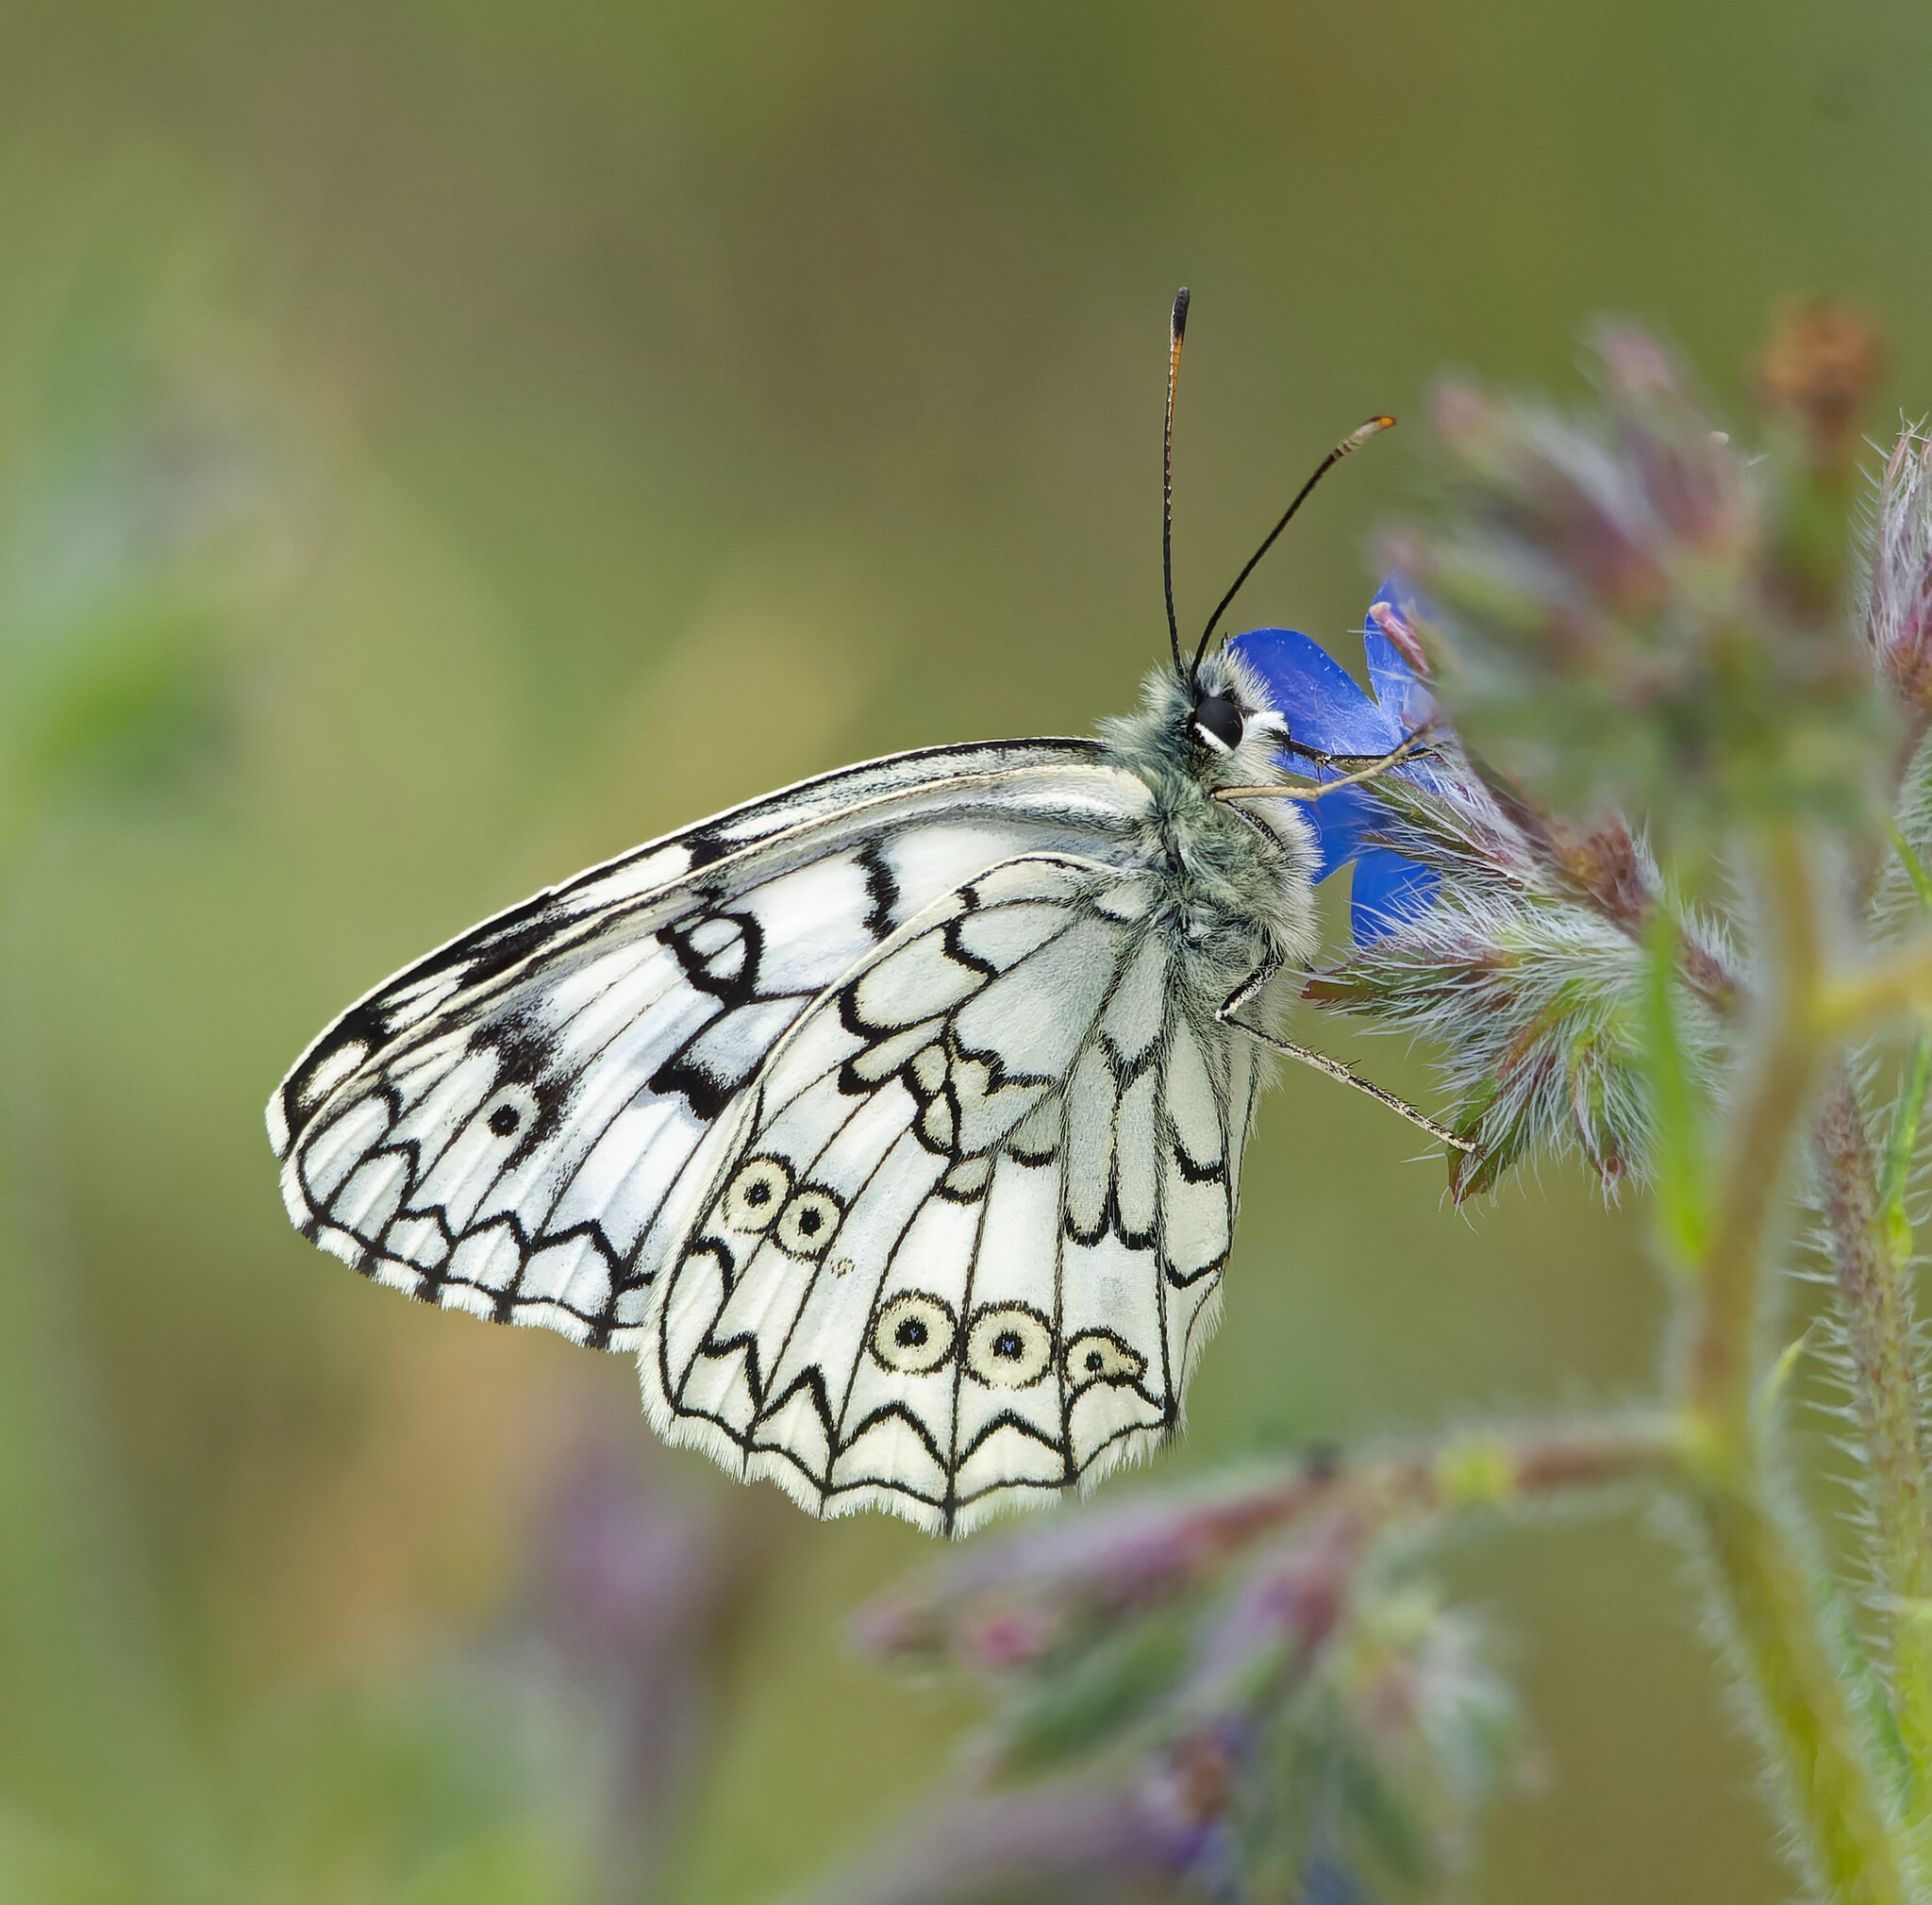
[1695,1486,1912,1905]
[1820,929,1932,1030]
[1673,828,1914,1903]
[1878,1037,1932,1239]
[1642,906,1711,1267]
[1816,1073,1932,1823]
[1684,829,1824,1468]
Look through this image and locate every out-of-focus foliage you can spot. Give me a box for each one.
[0,233,282,826]
[1395,320,1890,838]
[853,1461,1522,1905]
[0,226,286,1905]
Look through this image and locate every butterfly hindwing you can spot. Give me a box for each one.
[646,853,1259,1534]
[268,741,1158,1352]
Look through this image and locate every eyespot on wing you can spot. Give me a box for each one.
[872,1291,958,1375]
[774,1184,844,1259]
[722,1156,793,1232]
[965,1302,1054,1389]
[1064,1328,1148,1390]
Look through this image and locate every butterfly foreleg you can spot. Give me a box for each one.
[1217,956,1473,1154]
[1212,726,1438,806]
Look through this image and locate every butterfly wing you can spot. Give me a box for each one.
[646,852,1258,1535]
[269,740,1158,1351]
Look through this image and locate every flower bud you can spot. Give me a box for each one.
[1400,324,1885,834]
[1864,425,1932,716]
[1757,299,1885,476]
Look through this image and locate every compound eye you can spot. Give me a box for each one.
[1191,692,1245,754]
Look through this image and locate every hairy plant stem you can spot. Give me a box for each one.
[1675,828,1912,1905]
[1685,828,1824,1465]
[1697,1485,1911,1905]
[1817,1072,1932,1825]
[1332,1414,1682,1528]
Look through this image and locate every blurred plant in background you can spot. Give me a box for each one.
[833,309,1932,1904]
[213,1433,743,1905]
[0,216,291,1899]
[0,220,759,1905]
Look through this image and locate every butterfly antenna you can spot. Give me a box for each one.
[1163,287,1190,678]
[1190,413,1395,679]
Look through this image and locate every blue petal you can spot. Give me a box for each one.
[1229,627,1402,759]
[1349,844,1440,942]
[1364,627,1416,711]
[1226,575,1444,945]
[1363,575,1428,719]
[1295,782,1377,887]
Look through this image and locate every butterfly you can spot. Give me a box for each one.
[267,292,1463,1536]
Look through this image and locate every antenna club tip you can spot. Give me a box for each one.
[1172,287,1190,339]
[1342,414,1397,452]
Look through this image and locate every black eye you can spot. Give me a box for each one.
[1191,692,1245,753]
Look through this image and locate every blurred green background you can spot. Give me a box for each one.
[1,2,1926,1898]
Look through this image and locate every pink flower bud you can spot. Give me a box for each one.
[1865,425,1932,715]
[1368,596,1432,678]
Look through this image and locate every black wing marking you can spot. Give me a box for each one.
[645,854,1258,1534]
[270,739,1154,1351]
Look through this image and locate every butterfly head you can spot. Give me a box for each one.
[1188,686,1245,754]
[1097,645,1320,962]
[1183,649,1292,763]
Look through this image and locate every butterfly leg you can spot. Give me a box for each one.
[1218,958,1474,1154]
[1213,726,1437,806]
[1277,736,1429,772]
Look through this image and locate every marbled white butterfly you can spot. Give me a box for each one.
[267,292,1462,1535]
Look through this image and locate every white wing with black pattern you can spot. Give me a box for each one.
[644,852,1259,1535]
[268,741,1156,1352]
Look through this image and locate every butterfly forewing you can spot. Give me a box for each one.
[269,741,1155,1353]
[647,854,1257,1535]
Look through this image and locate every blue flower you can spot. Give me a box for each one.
[1228,576,1441,945]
